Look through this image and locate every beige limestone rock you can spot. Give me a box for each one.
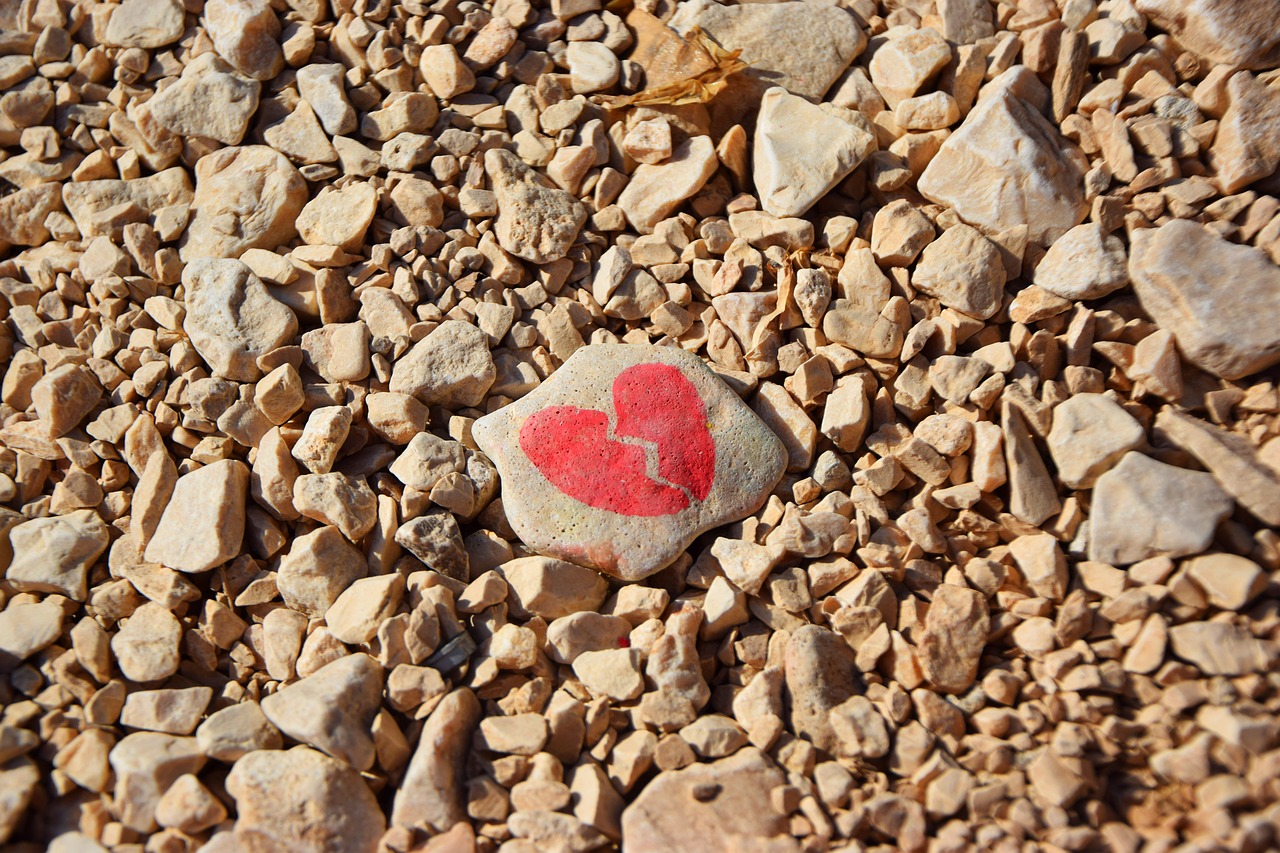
[1033,223,1129,300]
[785,624,858,753]
[6,510,108,601]
[297,182,377,252]
[149,54,260,146]
[675,0,865,101]
[1156,407,1280,526]
[205,0,284,81]
[196,702,282,761]
[1136,0,1280,70]
[919,71,1087,244]
[392,689,482,831]
[617,136,718,234]
[1047,393,1145,488]
[296,63,356,136]
[154,773,226,834]
[293,472,378,541]
[566,41,619,93]
[621,748,795,853]
[1184,553,1267,610]
[869,27,952,109]
[1090,452,1233,565]
[261,654,383,770]
[181,146,307,260]
[911,224,1005,319]
[753,88,875,219]
[1168,621,1273,675]
[918,584,989,694]
[121,688,213,736]
[277,525,367,616]
[111,603,183,683]
[108,733,205,833]
[390,320,496,408]
[105,0,185,48]
[145,459,248,573]
[63,168,193,241]
[1129,219,1280,380]
[226,746,384,852]
[32,363,101,437]
[474,345,786,580]
[1210,70,1280,194]
[485,147,586,262]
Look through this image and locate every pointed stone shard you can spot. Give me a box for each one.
[485,147,586,263]
[260,653,384,770]
[392,688,482,831]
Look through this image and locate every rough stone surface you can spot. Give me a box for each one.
[392,689,481,831]
[1129,219,1280,379]
[182,259,298,381]
[1033,223,1130,300]
[485,147,586,263]
[145,459,249,573]
[911,224,1006,319]
[1047,394,1145,489]
[474,345,787,580]
[1136,0,1280,69]
[753,88,875,219]
[148,54,260,146]
[390,320,496,408]
[261,653,384,770]
[226,746,385,852]
[6,510,108,600]
[181,146,307,260]
[918,584,989,694]
[919,72,1088,243]
[1089,452,1234,566]
[105,0,185,48]
[204,0,284,81]
[617,136,718,235]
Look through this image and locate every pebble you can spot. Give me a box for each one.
[62,168,193,241]
[111,602,183,683]
[326,573,405,644]
[261,653,384,770]
[753,88,875,219]
[154,773,226,835]
[292,406,352,474]
[1046,393,1145,489]
[205,0,284,81]
[919,71,1087,244]
[830,695,891,759]
[31,363,101,437]
[144,459,249,573]
[6,510,108,601]
[148,54,260,146]
[621,748,794,853]
[911,224,1006,319]
[1089,452,1233,566]
[616,136,718,235]
[573,648,645,701]
[296,63,356,136]
[226,746,385,852]
[1129,219,1280,379]
[473,345,786,580]
[0,599,65,667]
[869,27,952,109]
[566,41,619,93]
[1032,223,1130,300]
[1183,553,1267,611]
[1211,70,1280,194]
[181,145,307,260]
[293,472,378,541]
[917,584,989,694]
[395,510,470,580]
[485,147,587,263]
[390,319,496,409]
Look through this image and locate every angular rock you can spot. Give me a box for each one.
[227,746,384,852]
[6,510,107,601]
[0,599,65,668]
[1033,223,1129,300]
[111,603,183,683]
[261,654,383,770]
[617,136,718,234]
[395,510,469,580]
[1156,407,1280,526]
[911,224,1005,319]
[149,54,260,146]
[277,525,367,616]
[1136,0,1280,70]
[1089,452,1233,565]
[196,702,282,761]
[296,63,356,136]
[1129,219,1280,379]
[918,584,989,694]
[63,168,193,241]
[205,0,283,81]
[676,0,865,101]
[390,320,496,409]
[0,183,62,247]
[108,733,205,833]
[145,459,249,573]
[1184,553,1267,610]
[1210,70,1280,194]
[392,689,481,831]
[869,27,952,109]
[1047,393,1145,489]
[473,345,786,580]
[485,147,586,263]
[1168,621,1273,675]
[297,182,377,252]
[919,71,1087,243]
[784,624,858,753]
[31,363,101,437]
[181,146,307,260]
[621,748,794,853]
[293,472,378,542]
[121,688,214,736]
[753,87,874,218]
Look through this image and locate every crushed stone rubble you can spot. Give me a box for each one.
[2,0,1280,851]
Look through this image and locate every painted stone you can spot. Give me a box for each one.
[473,345,787,581]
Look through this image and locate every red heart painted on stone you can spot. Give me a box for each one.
[519,364,716,517]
